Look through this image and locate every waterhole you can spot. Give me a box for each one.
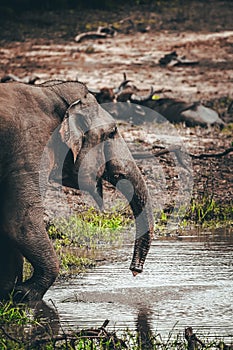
[44,228,233,341]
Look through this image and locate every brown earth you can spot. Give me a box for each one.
[0,1,232,222]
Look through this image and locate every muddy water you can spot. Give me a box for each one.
[44,229,233,341]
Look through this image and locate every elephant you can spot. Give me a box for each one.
[0,80,154,301]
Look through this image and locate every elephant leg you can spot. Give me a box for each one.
[2,177,59,302]
[13,220,60,302]
[0,234,23,300]
[0,182,23,300]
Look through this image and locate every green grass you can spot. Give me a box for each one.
[0,299,38,349]
[46,207,131,274]
[48,207,130,247]
[0,299,31,326]
[185,197,233,226]
[154,198,233,233]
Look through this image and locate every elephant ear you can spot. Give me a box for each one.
[59,99,89,162]
[59,98,105,208]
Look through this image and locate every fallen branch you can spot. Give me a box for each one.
[133,147,176,159]
[75,26,116,43]
[132,146,233,160]
[75,31,109,43]
[190,147,233,159]
[133,145,190,172]
[28,319,127,348]
[159,51,199,67]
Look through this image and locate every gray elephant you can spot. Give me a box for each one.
[0,81,154,301]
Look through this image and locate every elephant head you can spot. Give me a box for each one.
[57,96,154,275]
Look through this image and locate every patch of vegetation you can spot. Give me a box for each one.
[0,299,38,349]
[0,299,31,326]
[46,207,131,274]
[0,306,231,350]
[58,249,96,273]
[48,207,130,247]
[155,197,233,233]
[185,197,233,226]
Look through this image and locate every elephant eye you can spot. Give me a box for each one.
[109,126,117,139]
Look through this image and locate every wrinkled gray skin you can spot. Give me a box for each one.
[0,81,154,301]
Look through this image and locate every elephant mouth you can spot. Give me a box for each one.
[48,146,104,209]
[81,176,104,210]
[73,161,105,210]
[61,167,104,210]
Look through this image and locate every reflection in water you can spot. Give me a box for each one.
[136,306,153,350]
[45,229,233,342]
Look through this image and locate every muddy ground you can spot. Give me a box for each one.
[0,1,232,221]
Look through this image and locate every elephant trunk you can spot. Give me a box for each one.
[129,193,154,274]
[103,135,154,274]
